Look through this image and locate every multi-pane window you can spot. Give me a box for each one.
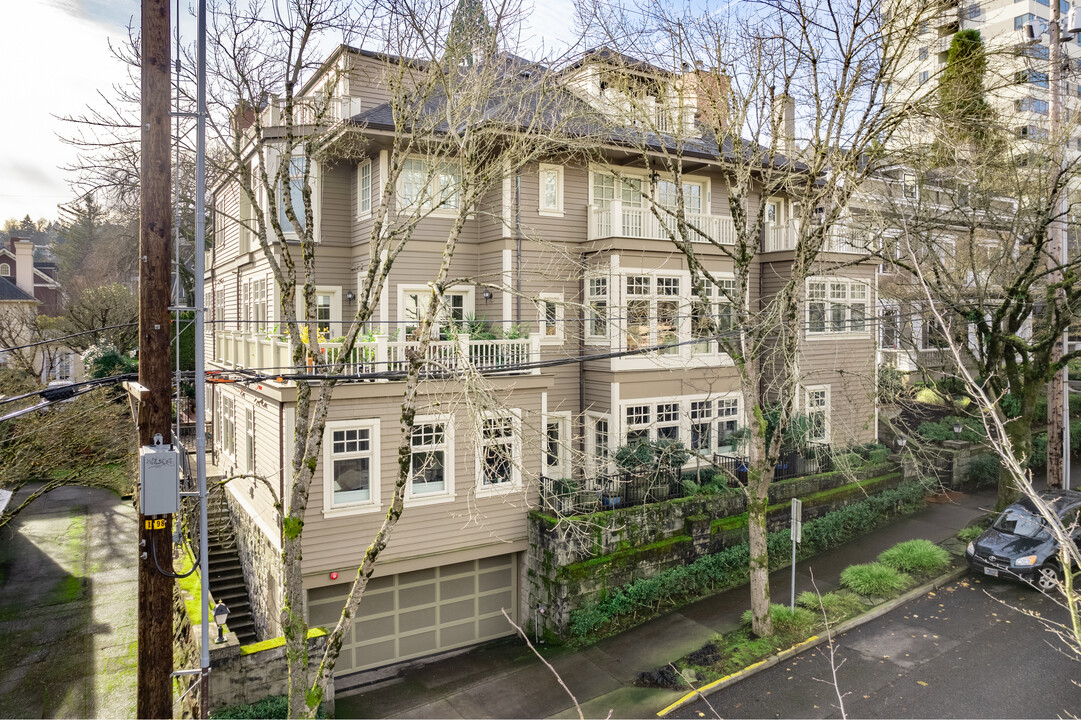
[402,288,468,336]
[410,422,447,496]
[279,157,307,234]
[918,46,928,61]
[399,158,461,211]
[316,293,332,334]
[592,172,643,209]
[220,394,235,458]
[544,414,569,479]
[329,425,374,506]
[807,279,869,335]
[590,416,610,476]
[244,408,255,473]
[244,278,267,333]
[539,165,563,214]
[587,276,608,340]
[358,159,372,215]
[805,388,829,443]
[538,293,563,342]
[690,401,712,452]
[918,70,929,86]
[716,399,740,451]
[654,180,702,215]
[692,279,736,353]
[625,275,680,353]
[625,405,651,445]
[656,402,680,441]
[479,417,516,486]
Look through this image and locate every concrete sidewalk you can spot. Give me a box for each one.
[335,488,997,720]
[0,485,138,719]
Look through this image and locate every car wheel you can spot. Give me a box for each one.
[1034,564,1061,592]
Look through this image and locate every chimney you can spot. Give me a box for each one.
[687,67,729,128]
[12,237,34,296]
[774,93,796,157]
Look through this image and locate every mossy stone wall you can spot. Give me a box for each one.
[526,462,901,635]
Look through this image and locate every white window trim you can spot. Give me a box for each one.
[537,292,564,344]
[542,411,572,480]
[805,276,872,340]
[538,163,564,217]
[268,148,321,242]
[406,414,455,505]
[475,410,522,497]
[618,393,744,462]
[397,284,475,334]
[357,158,373,219]
[586,163,710,214]
[802,385,831,444]
[0,263,10,277]
[322,418,382,517]
[395,155,464,217]
[294,286,342,337]
[585,272,611,346]
[585,411,612,480]
[244,405,256,474]
[219,391,236,461]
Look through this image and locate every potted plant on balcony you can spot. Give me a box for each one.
[550,477,579,515]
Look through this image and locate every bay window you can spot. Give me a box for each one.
[398,157,461,212]
[624,274,680,354]
[587,276,608,341]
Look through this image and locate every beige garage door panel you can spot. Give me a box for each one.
[308,554,517,675]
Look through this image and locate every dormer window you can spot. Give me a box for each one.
[0,264,9,277]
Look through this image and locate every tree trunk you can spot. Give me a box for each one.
[746,425,773,638]
[997,415,1031,511]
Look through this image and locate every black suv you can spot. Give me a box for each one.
[966,490,1081,592]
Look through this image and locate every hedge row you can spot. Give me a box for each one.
[567,481,927,639]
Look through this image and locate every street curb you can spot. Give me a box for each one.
[655,565,970,717]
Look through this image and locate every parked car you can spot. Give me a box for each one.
[966,490,1081,591]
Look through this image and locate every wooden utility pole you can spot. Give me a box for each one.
[1048,2,1067,491]
[137,0,174,716]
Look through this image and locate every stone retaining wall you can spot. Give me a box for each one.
[226,489,284,639]
[526,463,903,636]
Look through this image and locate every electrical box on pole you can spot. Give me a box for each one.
[139,435,179,516]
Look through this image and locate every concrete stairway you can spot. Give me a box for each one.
[204,505,258,645]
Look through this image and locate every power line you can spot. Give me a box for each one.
[0,323,139,354]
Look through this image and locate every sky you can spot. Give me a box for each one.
[0,0,576,227]
[0,0,140,224]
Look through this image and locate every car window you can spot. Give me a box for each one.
[993,508,1051,539]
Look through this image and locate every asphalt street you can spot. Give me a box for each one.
[672,574,1080,719]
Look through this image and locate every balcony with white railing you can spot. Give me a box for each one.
[259,95,362,128]
[212,331,540,381]
[761,222,872,255]
[588,201,736,245]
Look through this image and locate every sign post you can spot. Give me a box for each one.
[790,498,802,611]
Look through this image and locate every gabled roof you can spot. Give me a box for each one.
[0,276,37,303]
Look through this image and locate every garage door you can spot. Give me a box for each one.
[307,554,517,674]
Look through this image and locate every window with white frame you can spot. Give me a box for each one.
[691,278,736,353]
[587,276,608,341]
[805,387,829,443]
[400,285,472,337]
[358,159,372,216]
[316,293,332,334]
[398,158,461,212]
[625,405,651,445]
[538,293,564,343]
[544,413,570,479]
[588,414,610,477]
[807,279,869,335]
[244,407,255,473]
[654,180,703,215]
[478,414,519,489]
[716,398,740,452]
[279,156,308,234]
[0,263,10,276]
[324,419,379,511]
[410,420,450,498]
[220,393,236,459]
[625,274,680,354]
[690,400,713,453]
[538,164,563,215]
[592,172,643,209]
[243,278,268,333]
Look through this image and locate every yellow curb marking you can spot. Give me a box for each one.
[656,636,820,717]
